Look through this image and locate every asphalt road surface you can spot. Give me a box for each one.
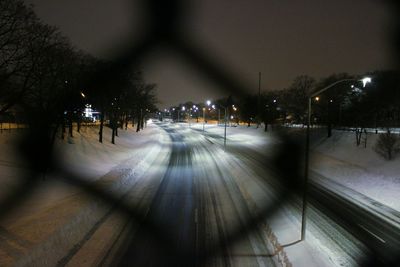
[111,122,279,267]
[60,122,399,266]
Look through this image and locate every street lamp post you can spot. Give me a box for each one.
[203,100,211,132]
[301,77,371,241]
[202,108,205,131]
[192,105,198,123]
[189,108,191,127]
[224,106,228,149]
[182,106,186,124]
[216,103,229,150]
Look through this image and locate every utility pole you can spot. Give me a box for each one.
[224,107,228,149]
[258,72,261,128]
[189,108,191,127]
[301,77,372,241]
[203,108,205,131]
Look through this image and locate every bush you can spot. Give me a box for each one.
[374,131,400,160]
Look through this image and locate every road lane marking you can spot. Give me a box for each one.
[358,224,386,243]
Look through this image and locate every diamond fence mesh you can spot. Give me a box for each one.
[1,0,400,266]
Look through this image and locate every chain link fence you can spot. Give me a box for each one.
[1,0,400,266]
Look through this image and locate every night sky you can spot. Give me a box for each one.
[24,0,394,108]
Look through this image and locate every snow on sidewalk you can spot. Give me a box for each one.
[0,121,170,266]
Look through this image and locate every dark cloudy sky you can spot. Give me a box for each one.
[25,0,394,108]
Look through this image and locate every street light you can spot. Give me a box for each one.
[222,104,228,149]
[301,77,371,241]
[202,107,206,131]
[181,106,186,123]
[361,77,372,87]
[203,100,211,131]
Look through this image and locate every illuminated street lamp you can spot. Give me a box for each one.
[301,77,372,241]
[203,100,211,131]
[189,108,192,127]
[361,77,372,87]
[182,106,186,123]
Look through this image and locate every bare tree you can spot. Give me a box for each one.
[0,0,38,114]
[374,130,400,160]
[280,75,315,124]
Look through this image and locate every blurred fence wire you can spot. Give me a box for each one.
[1,0,400,266]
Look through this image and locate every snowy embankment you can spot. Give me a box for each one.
[189,123,339,266]
[311,130,400,211]
[196,123,400,212]
[190,123,399,266]
[0,121,170,266]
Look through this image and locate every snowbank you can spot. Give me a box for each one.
[311,130,400,211]
[0,121,171,266]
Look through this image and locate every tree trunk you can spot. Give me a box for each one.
[68,115,73,138]
[111,126,115,144]
[99,109,104,143]
[125,114,128,130]
[77,115,81,133]
[355,128,363,146]
[61,117,66,140]
[363,130,368,148]
[136,114,141,132]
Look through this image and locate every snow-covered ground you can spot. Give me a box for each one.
[55,121,166,179]
[311,130,400,211]
[189,122,399,266]
[191,123,400,212]
[0,121,170,266]
[1,121,398,266]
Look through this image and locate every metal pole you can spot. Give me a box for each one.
[258,72,261,127]
[301,77,372,241]
[203,108,205,131]
[189,109,191,127]
[224,107,227,149]
[301,97,311,241]
[218,109,220,126]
